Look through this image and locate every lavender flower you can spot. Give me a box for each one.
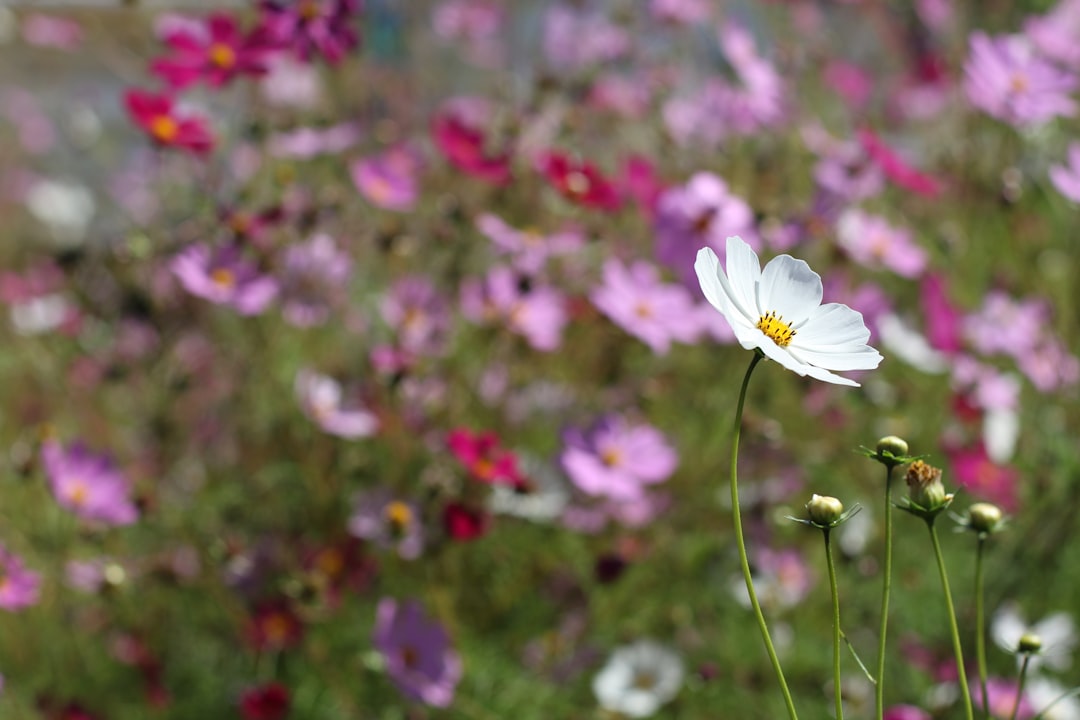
[374,598,462,707]
[280,233,351,328]
[475,213,584,275]
[295,369,378,439]
[560,415,678,502]
[0,545,41,611]
[42,441,138,526]
[460,266,567,352]
[171,243,278,315]
[350,145,422,212]
[1049,142,1080,203]
[380,275,452,356]
[347,490,424,560]
[964,32,1077,126]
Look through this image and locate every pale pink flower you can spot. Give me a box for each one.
[836,209,928,278]
[590,259,700,355]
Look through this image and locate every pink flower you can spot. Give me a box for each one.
[460,266,567,352]
[447,428,525,488]
[380,276,451,356]
[947,444,1020,512]
[152,12,269,89]
[1049,142,1080,202]
[350,145,422,211]
[836,209,928,278]
[171,243,278,315]
[590,259,700,354]
[431,104,512,185]
[858,130,942,198]
[295,369,379,439]
[538,151,623,211]
[22,14,83,51]
[824,61,874,110]
[256,0,361,64]
[475,213,583,274]
[1026,0,1080,69]
[542,4,631,73]
[920,273,964,354]
[0,545,41,611]
[964,32,1077,126]
[124,90,214,155]
[280,234,352,327]
[41,441,139,526]
[560,415,678,501]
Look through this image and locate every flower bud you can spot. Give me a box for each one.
[807,494,844,526]
[876,435,909,458]
[967,502,1003,534]
[905,460,947,509]
[1018,633,1042,654]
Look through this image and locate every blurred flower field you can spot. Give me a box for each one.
[0,1,1079,718]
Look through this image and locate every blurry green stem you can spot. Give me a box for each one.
[1010,655,1032,720]
[824,529,844,720]
[928,520,974,720]
[975,536,990,720]
[729,351,798,720]
[875,466,895,720]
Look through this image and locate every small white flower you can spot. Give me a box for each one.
[695,236,883,386]
[992,602,1077,673]
[1027,677,1080,720]
[592,640,684,718]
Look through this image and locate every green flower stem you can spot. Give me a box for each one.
[729,351,798,720]
[824,529,844,720]
[875,465,895,720]
[1010,655,1032,720]
[928,520,974,720]
[975,536,990,720]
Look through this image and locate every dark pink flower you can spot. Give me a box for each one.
[920,273,964,354]
[447,428,525,488]
[858,129,942,198]
[124,90,214,155]
[240,682,290,720]
[538,151,623,211]
[947,444,1020,512]
[256,0,361,64]
[431,109,512,185]
[152,12,269,89]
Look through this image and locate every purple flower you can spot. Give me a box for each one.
[1026,0,1080,69]
[803,125,884,202]
[0,545,41,611]
[836,209,928,278]
[590,259,700,355]
[1049,142,1080,202]
[41,441,138,526]
[171,243,278,315]
[654,172,757,286]
[295,369,378,438]
[256,0,360,64]
[280,233,351,327]
[542,4,631,73]
[380,275,451,356]
[350,144,422,211]
[373,598,462,707]
[460,266,567,352]
[561,415,678,501]
[964,32,1077,126]
[475,213,584,274]
[347,490,424,560]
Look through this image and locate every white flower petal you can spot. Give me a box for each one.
[787,344,883,372]
[756,254,822,325]
[724,236,763,318]
[694,247,755,329]
[794,303,873,347]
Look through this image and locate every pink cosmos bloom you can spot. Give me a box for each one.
[152,12,269,89]
[590,259,700,355]
[124,90,214,155]
[649,0,710,24]
[432,0,503,67]
[171,243,278,315]
[537,151,623,212]
[1049,142,1080,202]
[654,172,757,286]
[475,213,583,274]
[256,0,360,64]
[259,52,323,108]
[1018,336,1080,392]
[836,209,928,278]
[619,155,667,220]
[824,61,873,110]
[963,290,1046,359]
[560,415,678,502]
[964,32,1077,126]
[350,144,422,211]
[1026,0,1080,69]
[587,74,654,118]
[542,4,631,73]
[447,428,525,488]
[348,490,424,560]
[460,266,567,352]
[973,677,1035,719]
[431,104,512,185]
[734,548,814,610]
[22,14,83,50]
[804,124,885,203]
[267,122,361,159]
[858,130,942,198]
[380,275,451,356]
[717,23,786,133]
[951,356,1021,411]
[920,273,964,354]
[0,545,41,611]
[280,233,352,327]
[947,444,1020,512]
[373,598,462,707]
[295,369,379,439]
[41,441,139,526]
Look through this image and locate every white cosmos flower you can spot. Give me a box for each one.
[695,236,883,386]
[592,640,684,718]
[992,602,1077,673]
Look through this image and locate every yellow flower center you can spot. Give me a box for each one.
[150,115,179,143]
[68,481,89,507]
[299,0,322,20]
[383,501,413,533]
[633,670,658,690]
[565,171,591,196]
[208,42,236,69]
[1009,72,1029,94]
[211,268,236,289]
[600,447,622,467]
[756,311,796,347]
[633,302,653,319]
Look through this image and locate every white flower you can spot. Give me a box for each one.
[992,602,1077,673]
[1027,677,1080,720]
[695,236,883,386]
[592,640,684,718]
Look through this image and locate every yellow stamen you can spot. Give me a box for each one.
[208,42,236,69]
[210,268,235,289]
[756,311,796,347]
[150,115,179,143]
[1009,73,1029,94]
[600,448,622,467]
[383,501,413,532]
[68,481,89,507]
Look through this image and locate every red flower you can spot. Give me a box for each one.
[538,151,623,211]
[431,112,512,185]
[240,682,291,720]
[858,129,942,198]
[152,13,269,89]
[446,428,524,487]
[124,90,214,155]
[246,601,304,652]
[443,501,491,541]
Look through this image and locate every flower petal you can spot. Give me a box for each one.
[694,247,755,329]
[793,303,873,348]
[723,236,762,319]
[756,254,822,325]
[787,344,883,371]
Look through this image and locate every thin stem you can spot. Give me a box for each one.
[729,352,798,720]
[1010,655,1031,720]
[929,521,975,720]
[875,466,895,720]
[825,530,844,720]
[975,536,990,720]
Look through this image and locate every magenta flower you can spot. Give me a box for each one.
[920,273,964,354]
[41,441,139,526]
[431,100,512,185]
[1049,142,1080,202]
[858,130,942,198]
[124,90,215,155]
[836,209,928,278]
[883,706,931,720]
[654,172,757,286]
[374,598,462,707]
[380,275,451,356]
[256,0,360,64]
[460,266,567,352]
[947,444,1020,512]
[152,12,269,89]
[0,545,41,611]
[295,369,379,439]
[280,234,351,327]
[590,258,700,354]
[560,415,678,502]
[475,213,583,274]
[171,243,278,315]
[350,145,422,211]
[964,32,1077,126]
[348,490,424,560]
